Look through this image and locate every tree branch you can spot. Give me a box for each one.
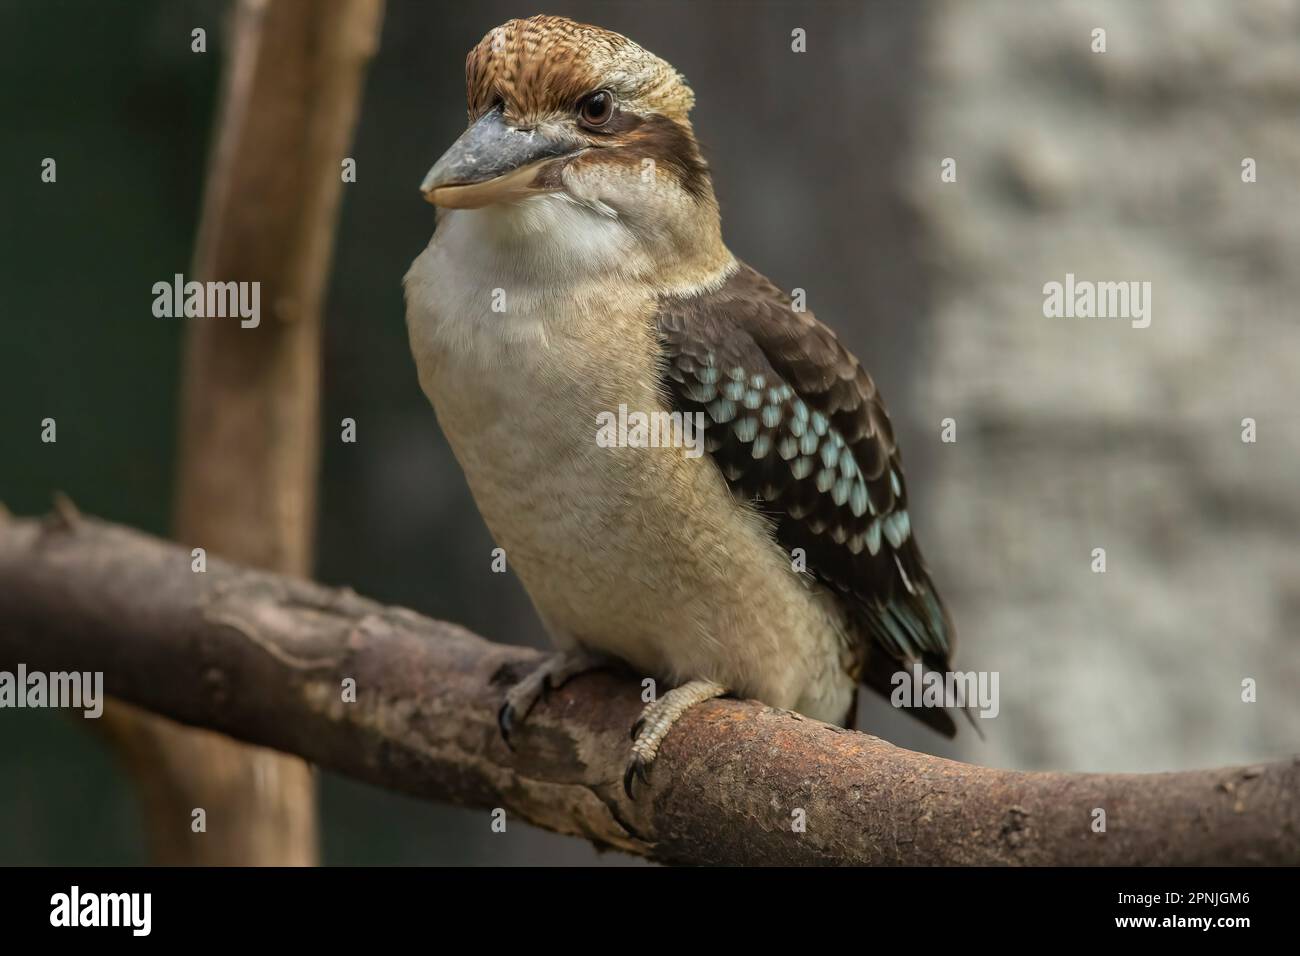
[1,512,1295,865]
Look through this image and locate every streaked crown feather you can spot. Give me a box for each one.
[466,15,695,123]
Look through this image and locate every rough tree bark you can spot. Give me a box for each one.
[2,512,1294,866]
[98,0,385,865]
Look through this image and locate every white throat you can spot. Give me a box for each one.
[403,194,650,360]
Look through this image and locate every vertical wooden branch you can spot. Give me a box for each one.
[100,0,385,865]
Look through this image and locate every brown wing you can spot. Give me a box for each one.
[656,264,959,736]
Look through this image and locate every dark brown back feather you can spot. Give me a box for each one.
[656,264,961,736]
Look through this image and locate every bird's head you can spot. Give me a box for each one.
[421,16,714,226]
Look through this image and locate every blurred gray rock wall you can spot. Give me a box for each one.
[908,0,1300,772]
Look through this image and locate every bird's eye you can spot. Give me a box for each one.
[577,90,615,128]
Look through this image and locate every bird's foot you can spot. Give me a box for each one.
[499,649,610,748]
[624,679,727,799]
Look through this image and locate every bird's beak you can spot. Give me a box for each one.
[420,107,583,209]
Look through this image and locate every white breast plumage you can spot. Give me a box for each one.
[403,197,855,726]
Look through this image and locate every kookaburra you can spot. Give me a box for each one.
[405,15,963,795]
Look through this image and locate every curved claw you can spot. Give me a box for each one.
[497,700,518,751]
[630,716,645,741]
[496,651,609,752]
[622,753,652,800]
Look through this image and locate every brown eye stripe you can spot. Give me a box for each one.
[622,114,711,199]
[558,113,710,203]
[601,110,643,135]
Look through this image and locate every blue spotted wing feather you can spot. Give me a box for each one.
[656,264,959,736]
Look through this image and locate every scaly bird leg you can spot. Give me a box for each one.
[498,649,611,748]
[625,679,727,799]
